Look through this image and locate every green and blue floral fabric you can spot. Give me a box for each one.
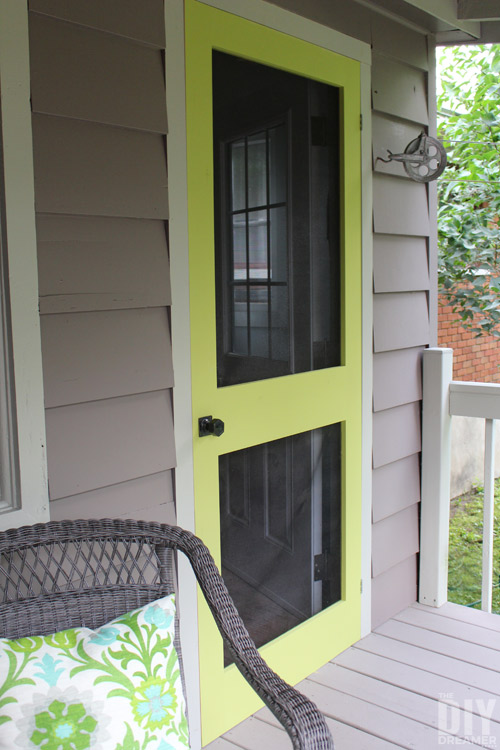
[0,594,189,749]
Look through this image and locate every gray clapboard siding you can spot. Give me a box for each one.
[372,54,428,125]
[32,114,169,219]
[37,215,171,314]
[29,0,175,526]
[118,504,177,524]
[369,15,430,628]
[373,234,429,293]
[370,15,428,71]
[372,454,421,523]
[371,555,418,630]
[373,175,429,236]
[373,292,429,353]
[45,391,176,500]
[372,401,421,469]
[28,0,166,48]
[372,115,424,179]
[41,309,174,408]
[371,555,418,629]
[50,471,175,523]
[373,347,423,412]
[29,13,168,133]
[372,504,419,578]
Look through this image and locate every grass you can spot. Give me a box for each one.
[448,479,500,612]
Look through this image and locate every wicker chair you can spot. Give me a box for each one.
[0,518,334,749]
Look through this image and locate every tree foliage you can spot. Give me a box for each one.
[438,44,500,337]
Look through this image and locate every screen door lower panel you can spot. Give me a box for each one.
[219,422,341,663]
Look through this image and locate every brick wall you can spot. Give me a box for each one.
[438,298,500,382]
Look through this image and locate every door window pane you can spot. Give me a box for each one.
[247,132,267,209]
[269,206,287,282]
[230,140,246,212]
[224,124,289,370]
[232,214,247,280]
[248,210,268,279]
[231,286,248,356]
[249,285,269,358]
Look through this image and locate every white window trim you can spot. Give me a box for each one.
[0,0,49,529]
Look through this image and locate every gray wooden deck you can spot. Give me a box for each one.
[205,602,500,749]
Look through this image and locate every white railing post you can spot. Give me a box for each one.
[419,348,453,607]
[482,418,495,612]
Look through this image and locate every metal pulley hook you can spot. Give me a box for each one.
[377,132,447,183]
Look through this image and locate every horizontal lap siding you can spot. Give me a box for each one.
[32,116,168,219]
[40,309,174,407]
[29,13,168,131]
[370,15,428,71]
[45,393,175,500]
[372,402,421,469]
[372,115,423,179]
[372,454,421,523]
[50,472,176,525]
[373,292,429,352]
[29,5,175,521]
[370,555,418,629]
[373,235,429,293]
[37,215,171,314]
[372,177,429,236]
[370,26,432,627]
[372,55,428,126]
[372,504,419,578]
[28,0,166,47]
[373,347,423,413]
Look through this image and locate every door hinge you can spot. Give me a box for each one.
[360,114,363,131]
[314,552,332,581]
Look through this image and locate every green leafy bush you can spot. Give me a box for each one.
[448,479,500,611]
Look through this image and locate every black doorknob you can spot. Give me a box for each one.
[198,415,225,437]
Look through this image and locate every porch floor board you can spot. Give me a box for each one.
[204,602,500,749]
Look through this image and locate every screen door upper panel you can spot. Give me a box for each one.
[213,51,341,387]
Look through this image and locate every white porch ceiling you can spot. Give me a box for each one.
[458,0,500,21]
[358,0,500,43]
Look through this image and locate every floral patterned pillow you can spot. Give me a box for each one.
[0,594,189,749]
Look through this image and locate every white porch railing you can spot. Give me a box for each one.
[419,347,500,612]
